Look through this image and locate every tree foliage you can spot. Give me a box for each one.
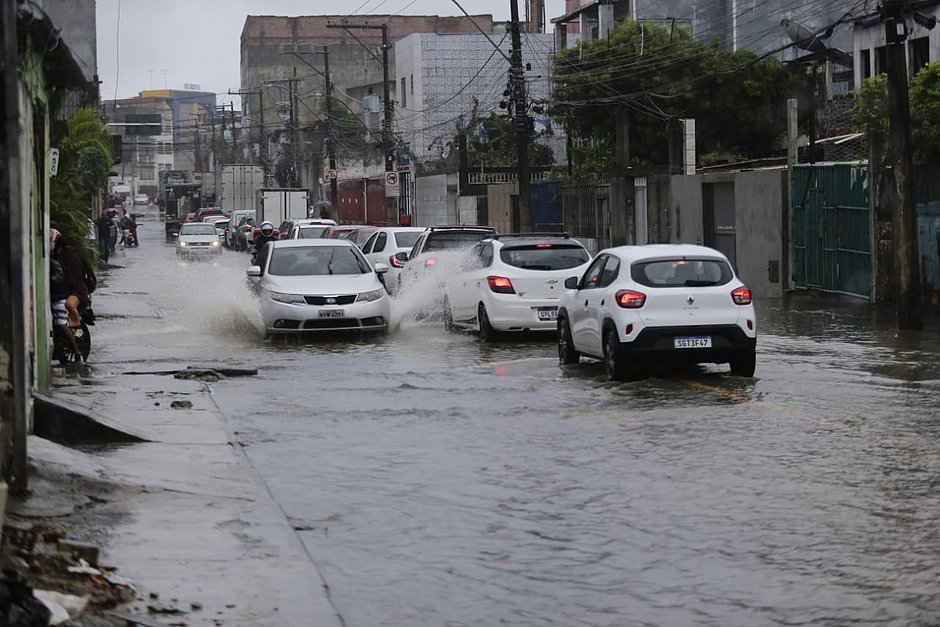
[50,108,113,252]
[853,62,940,164]
[551,20,803,172]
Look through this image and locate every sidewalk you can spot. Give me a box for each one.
[17,226,343,626]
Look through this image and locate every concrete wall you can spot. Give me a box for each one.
[732,169,788,297]
[670,174,704,244]
[414,173,458,226]
[486,183,518,234]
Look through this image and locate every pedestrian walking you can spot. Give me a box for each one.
[96,210,111,262]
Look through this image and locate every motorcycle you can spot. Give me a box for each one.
[52,305,94,365]
[122,228,139,247]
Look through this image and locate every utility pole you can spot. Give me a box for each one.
[510,0,532,232]
[289,69,299,187]
[322,46,338,208]
[229,87,266,168]
[328,21,396,222]
[230,102,238,164]
[883,0,923,330]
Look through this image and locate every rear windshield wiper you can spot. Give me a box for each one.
[684,279,719,286]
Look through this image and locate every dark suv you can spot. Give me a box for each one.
[394,225,498,291]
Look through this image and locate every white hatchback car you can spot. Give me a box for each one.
[443,234,591,339]
[176,222,222,257]
[247,239,390,337]
[360,226,425,295]
[557,244,756,380]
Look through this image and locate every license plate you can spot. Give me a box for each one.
[537,307,558,321]
[674,336,711,348]
[319,309,344,318]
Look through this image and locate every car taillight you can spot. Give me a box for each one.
[487,276,515,294]
[390,255,405,268]
[424,257,437,267]
[615,290,646,308]
[731,286,752,305]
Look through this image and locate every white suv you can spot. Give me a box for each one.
[443,234,591,340]
[557,244,756,380]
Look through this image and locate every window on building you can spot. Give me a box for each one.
[410,74,414,95]
[910,37,930,77]
[139,165,155,180]
[159,142,172,155]
[401,77,407,108]
[875,46,888,75]
[861,49,872,80]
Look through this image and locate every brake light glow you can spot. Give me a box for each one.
[425,257,437,267]
[731,286,752,305]
[536,243,552,248]
[487,275,515,294]
[615,289,646,308]
[390,255,405,268]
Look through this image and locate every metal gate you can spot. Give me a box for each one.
[791,164,870,298]
[562,182,610,251]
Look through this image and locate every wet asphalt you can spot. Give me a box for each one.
[92,216,940,626]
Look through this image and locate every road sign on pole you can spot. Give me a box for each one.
[328,168,337,180]
[385,171,400,197]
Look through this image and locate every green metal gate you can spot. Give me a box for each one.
[791,164,871,299]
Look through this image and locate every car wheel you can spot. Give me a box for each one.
[557,317,580,365]
[730,347,756,377]
[442,297,456,332]
[478,304,497,342]
[603,327,629,381]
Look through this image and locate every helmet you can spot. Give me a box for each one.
[49,228,61,243]
[260,221,274,236]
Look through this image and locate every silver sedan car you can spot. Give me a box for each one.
[247,239,391,337]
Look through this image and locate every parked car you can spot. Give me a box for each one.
[284,218,337,240]
[176,222,222,257]
[195,207,226,222]
[557,244,757,381]
[246,239,390,337]
[323,224,379,248]
[361,226,425,295]
[133,193,149,205]
[203,216,230,240]
[231,215,256,251]
[443,233,591,339]
[226,210,255,248]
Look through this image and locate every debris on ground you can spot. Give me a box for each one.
[1,521,136,625]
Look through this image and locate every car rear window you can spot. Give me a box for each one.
[631,258,733,287]
[393,232,421,248]
[268,246,370,276]
[298,226,330,239]
[424,231,493,252]
[500,244,590,270]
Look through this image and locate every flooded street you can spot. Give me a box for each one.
[96,219,940,626]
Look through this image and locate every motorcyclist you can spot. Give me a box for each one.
[49,229,82,363]
[51,230,90,329]
[251,221,278,265]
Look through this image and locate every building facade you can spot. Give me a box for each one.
[852,4,940,90]
[394,32,555,164]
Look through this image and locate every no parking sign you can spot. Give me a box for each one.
[385,171,400,197]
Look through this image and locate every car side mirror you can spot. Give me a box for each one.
[374,262,389,274]
[564,276,579,290]
[394,251,409,263]
[246,266,261,277]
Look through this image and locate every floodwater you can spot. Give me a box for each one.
[97,218,940,626]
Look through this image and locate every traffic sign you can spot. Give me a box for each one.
[385,171,400,197]
[328,168,337,180]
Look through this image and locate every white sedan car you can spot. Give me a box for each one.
[443,234,591,340]
[247,239,390,336]
[360,226,425,294]
[557,244,757,380]
[176,222,222,257]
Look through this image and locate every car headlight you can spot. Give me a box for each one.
[269,291,305,304]
[179,241,187,247]
[357,288,386,303]
[211,240,220,246]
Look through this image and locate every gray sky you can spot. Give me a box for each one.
[96,0,566,106]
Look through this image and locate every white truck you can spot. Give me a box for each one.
[257,188,310,226]
[219,165,265,215]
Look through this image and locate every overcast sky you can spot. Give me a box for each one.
[96,0,566,106]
